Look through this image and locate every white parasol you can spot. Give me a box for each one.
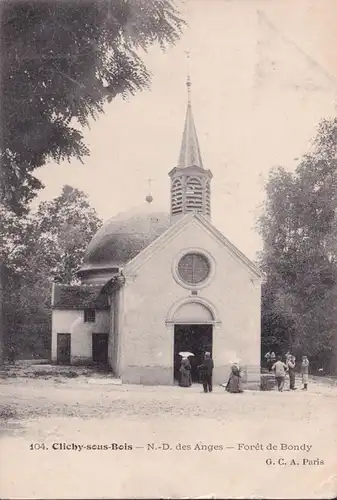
[179,351,195,357]
[229,360,241,365]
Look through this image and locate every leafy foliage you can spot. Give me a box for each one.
[0,0,185,214]
[259,118,337,373]
[0,186,102,358]
[33,185,102,283]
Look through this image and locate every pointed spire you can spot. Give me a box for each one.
[170,51,212,222]
[177,75,204,169]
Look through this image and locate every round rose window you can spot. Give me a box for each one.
[177,252,210,285]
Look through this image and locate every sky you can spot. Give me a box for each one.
[35,0,337,261]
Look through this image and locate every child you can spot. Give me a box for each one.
[301,356,309,390]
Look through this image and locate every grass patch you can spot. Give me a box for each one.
[31,369,79,378]
[0,362,116,381]
[0,406,18,419]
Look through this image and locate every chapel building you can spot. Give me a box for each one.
[51,83,262,388]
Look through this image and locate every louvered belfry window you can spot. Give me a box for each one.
[171,179,183,215]
[177,253,210,285]
[185,177,203,213]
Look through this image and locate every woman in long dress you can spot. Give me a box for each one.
[225,363,243,393]
[179,357,192,387]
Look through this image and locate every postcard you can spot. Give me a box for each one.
[1,0,336,498]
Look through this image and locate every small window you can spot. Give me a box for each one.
[84,308,95,323]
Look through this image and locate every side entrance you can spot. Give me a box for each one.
[92,333,109,366]
[57,333,71,364]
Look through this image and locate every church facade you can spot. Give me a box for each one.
[51,86,263,388]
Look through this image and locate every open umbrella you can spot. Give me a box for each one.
[179,351,194,357]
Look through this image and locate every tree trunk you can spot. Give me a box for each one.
[0,263,7,365]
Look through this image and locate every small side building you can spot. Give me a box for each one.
[51,276,124,370]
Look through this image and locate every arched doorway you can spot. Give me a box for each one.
[167,299,218,383]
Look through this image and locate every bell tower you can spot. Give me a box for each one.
[169,76,212,223]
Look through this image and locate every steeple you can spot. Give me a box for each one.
[177,78,204,169]
[169,74,213,223]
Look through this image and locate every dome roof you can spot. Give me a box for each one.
[78,204,170,274]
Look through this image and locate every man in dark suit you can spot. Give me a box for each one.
[198,352,214,393]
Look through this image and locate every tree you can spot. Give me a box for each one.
[32,185,102,283]
[259,118,337,373]
[0,0,185,214]
[0,206,31,363]
[258,167,299,355]
[0,186,102,359]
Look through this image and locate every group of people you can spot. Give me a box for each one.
[265,351,310,392]
[179,350,310,393]
[178,352,214,392]
[178,353,243,394]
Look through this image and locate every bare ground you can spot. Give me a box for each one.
[0,371,336,499]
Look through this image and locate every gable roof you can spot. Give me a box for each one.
[52,274,126,310]
[52,283,110,310]
[124,213,263,279]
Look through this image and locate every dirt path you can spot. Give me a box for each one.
[0,377,336,499]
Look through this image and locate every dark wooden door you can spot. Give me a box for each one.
[174,324,213,382]
[92,333,109,365]
[57,333,71,364]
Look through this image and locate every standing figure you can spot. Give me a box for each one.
[7,344,15,365]
[179,357,192,387]
[264,351,271,371]
[197,352,214,393]
[286,354,296,390]
[225,363,243,393]
[301,356,309,391]
[272,355,288,391]
[269,352,276,372]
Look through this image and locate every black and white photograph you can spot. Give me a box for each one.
[0,0,337,498]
